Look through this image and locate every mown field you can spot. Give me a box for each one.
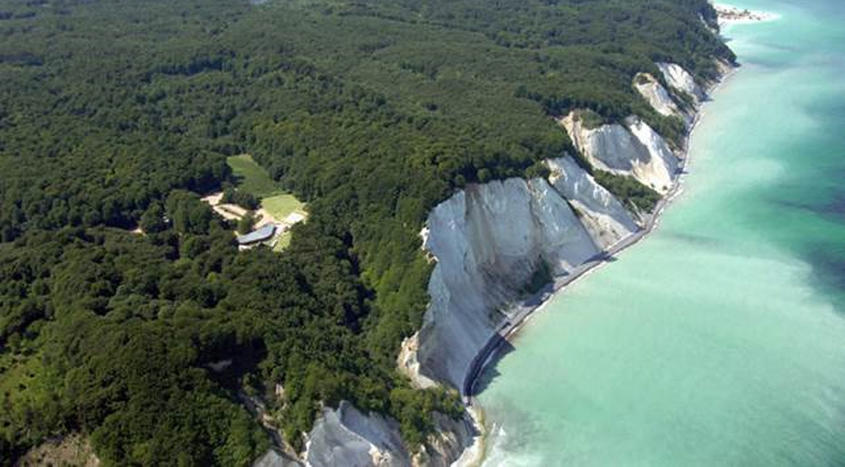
[227,154,284,199]
[262,194,306,222]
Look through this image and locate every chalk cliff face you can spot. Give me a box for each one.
[411,412,479,467]
[305,402,410,467]
[291,401,477,467]
[559,113,679,194]
[657,62,706,102]
[546,156,639,249]
[412,178,600,389]
[404,63,710,396]
[634,73,684,120]
[397,332,438,389]
[713,58,734,80]
[254,450,301,467]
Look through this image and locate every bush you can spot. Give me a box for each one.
[237,212,257,234]
[593,171,661,212]
[140,202,168,233]
[222,187,260,211]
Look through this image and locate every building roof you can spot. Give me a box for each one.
[283,212,307,225]
[237,224,276,245]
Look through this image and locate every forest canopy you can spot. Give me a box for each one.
[0,0,730,464]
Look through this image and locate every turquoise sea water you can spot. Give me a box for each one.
[478,1,845,465]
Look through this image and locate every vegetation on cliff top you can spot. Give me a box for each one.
[0,0,729,464]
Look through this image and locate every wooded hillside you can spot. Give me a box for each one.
[0,0,730,464]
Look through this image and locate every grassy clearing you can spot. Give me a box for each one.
[226,154,282,199]
[262,194,306,222]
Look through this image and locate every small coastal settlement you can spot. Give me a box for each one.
[713,3,780,25]
[203,155,308,251]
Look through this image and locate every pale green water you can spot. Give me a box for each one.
[479,1,845,465]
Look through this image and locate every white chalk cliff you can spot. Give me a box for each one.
[292,401,477,467]
[411,178,600,389]
[634,72,694,126]
[402,64,703,394]
[559,112,679,194]
[657,62,706,103]
[304,402,409,467]
[546,156,639,249]
[403,62,713,396]
[390,60,718,467]
[634,73,682,119]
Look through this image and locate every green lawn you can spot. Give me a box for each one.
[226,154,283,199]
[262,194,306,222]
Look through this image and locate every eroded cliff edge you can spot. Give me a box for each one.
[399,59,728,463]
[403,61,723,394]
[410,176,603,389]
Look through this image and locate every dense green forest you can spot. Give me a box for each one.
[0,0,731,464]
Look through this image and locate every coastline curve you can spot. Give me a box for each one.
[460,64,740,406]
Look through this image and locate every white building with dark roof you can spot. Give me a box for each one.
[237,224,277,249]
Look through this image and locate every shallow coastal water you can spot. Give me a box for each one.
[478,1,845,465]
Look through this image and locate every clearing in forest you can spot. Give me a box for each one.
[223,155,307,251]
[261,193,306,224]
[226,154,283,199]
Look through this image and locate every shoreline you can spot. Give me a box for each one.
[457,62,740,465]
[463,64,739,403]
[714,3,780,27]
